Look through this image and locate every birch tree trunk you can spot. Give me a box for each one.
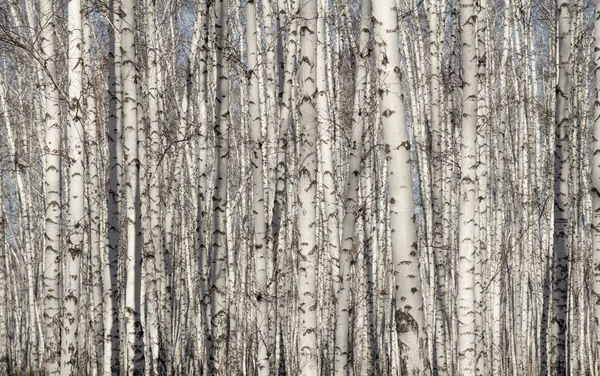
[197,2,211,373]
[62,0,85,369]
[552,0,571,372]
[297,0,319,373]
[121,0,144,369]
[428,0,448,371]
[372,0,428,373]
[457,0,478,371]
[210,0,230,373]
[334,0,370,373]
[246,1,270,374]
[40,0,62,371]
[145,0,162,373]
[82,9,104,373]
[104,0,122,372]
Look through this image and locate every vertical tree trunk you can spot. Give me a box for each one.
[197,2,211,373]
[121,0,144,369]
[297,0,319,373]
[334,0,370,373]
[40,0,62,371]
[552,0,571,373]
[62,0,85,370]
[246,1,270,374]
[209,0,230,373]
[372,0,428,374]
[83,7,104,372]
[429,0,447,371]
[145,0,163,373]
[457,0,478,371]
[105,0,122,372]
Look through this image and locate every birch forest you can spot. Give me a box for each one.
[2,0,600,374]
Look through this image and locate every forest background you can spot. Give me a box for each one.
[0,0,599,375]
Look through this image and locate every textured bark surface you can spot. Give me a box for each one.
[40,0,62,371]
[372,0,428,374]
[552,0,571,373]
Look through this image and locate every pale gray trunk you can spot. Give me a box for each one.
[297,0,319,373]
[121,0,144,369]
[372,0,428,373]
[457,0,478,371]
[209,0,230,373]
[61,0,84,370]
[246,1,270,374]
[334,0,370,373]
[40,0,62,371]
[552,0,571,373]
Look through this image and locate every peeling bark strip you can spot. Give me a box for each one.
[372,0,428,374]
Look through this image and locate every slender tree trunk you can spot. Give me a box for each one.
[61,0,85,370]
[246,1,270,374]
[104,0,122,372]
[334,0,370,373]
[197,2,211,373]
[40,0,62,370]
[552,0,571,373]
[372,0,428,373]
[145,0,163,373]
[209,0,230,373]
[297,0,319,373]
[457,0,478,371]
[121,0,144,369]
[429,0,448,371]
[83,9,104,373]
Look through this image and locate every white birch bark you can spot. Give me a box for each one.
[62,0,85,370]
[316,3,340,354]
[372,0,428,373]
[82,10,104,373]
[209,0,230,372]
[40,0,62,371]
[428,0,447,371]
[144,0,163,373]
[552,0,571,373]
[246,1,270,373]
[121,0,144,369]
[271,2,297,372]
[457,0,478,371]
[334,0,370,373]
[297,0,319,373]
[197,2,211,372]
